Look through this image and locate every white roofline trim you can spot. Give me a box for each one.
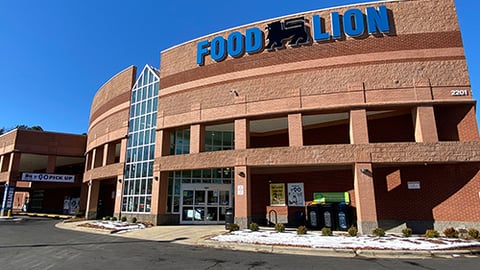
[161,0,399,54]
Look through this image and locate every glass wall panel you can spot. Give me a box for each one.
[123,65,159,214]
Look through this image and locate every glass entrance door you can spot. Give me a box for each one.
[180,184,231,224]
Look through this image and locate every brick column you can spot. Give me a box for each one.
[235,119,249,150]
[413,106,438,143]
[0,155,4,172]
[288,113,303,147]
[46,155,56,173]
[85,180,100,220]
[189,124,204,154]
[354,163,378,234]
[151,170,168,217]
[350,109,369,144]
[234,163,251,229]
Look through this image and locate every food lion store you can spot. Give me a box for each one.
[84,0,480,235]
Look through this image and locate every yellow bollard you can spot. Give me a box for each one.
[7,210,12,217]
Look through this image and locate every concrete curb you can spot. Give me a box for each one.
[199,239,479,259]
[54,221,480,259]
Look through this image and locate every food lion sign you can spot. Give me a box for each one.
[22,173,75,183]
[197,5,391,65]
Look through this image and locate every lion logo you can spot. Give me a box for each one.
[265,17,310,51]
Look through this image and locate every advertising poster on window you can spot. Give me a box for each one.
[287,183,305,206]
[269,183,285,206]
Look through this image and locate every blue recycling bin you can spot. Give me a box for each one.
[335,202,350,231]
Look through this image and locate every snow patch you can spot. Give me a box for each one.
[212,230,480,250]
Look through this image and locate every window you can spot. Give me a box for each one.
[170,128,190,155]
[123,65,159,214]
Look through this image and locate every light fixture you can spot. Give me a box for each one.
[360,168,373,177]
[230,89,239,96]
[118,179,122,183]
[237,171,245,177]
[154,176,159,181]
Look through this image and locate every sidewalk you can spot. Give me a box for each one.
[55,220,480,259]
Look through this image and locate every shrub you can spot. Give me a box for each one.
[443,227,459,238]
[468,228,479,239]
[121,216,127,222]
[321,227,333,236]
[274,223,285,233]
[249,222,259,231]
[103,216,111,221]
[425,229,440,238]
[131,217,137,223]
[297,226,308,235]
[347,226,358,237]
[228,223,240,232]
[75,211,84,218]
[111,216,117,221]
[372,228,385,237]
[402,227,413,237]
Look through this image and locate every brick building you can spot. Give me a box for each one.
[85,0,480,233]
[0,129,87,216]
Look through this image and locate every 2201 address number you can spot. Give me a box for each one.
[450,90,469,96]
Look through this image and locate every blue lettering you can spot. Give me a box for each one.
[228,31,245,58]
[366,5,390,34]
[196,40,210,66]
[210,36,227,62]
[245,27,263,54]
[312,15,330,41]
[343,9,365,37]
[331,12,342,39]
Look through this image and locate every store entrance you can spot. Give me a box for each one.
[180,184,231,224]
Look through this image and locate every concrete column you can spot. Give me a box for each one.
[114,177,123,219]
[288,113,303,147]
[46,155,56,173]
[119,139,127,163]
[234,165,251,229]
[189,124,204,154]
[235,119,250,150]
[84,153,90,172]
[413,106,438,143]
[7,152,21,183]
[90,149,97,170]
[102,144,109,166]
[354,163,378,234]
[0,155,4,172]
[350,109,369,144]
[85,180,100,220]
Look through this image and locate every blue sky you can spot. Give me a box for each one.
[0,0,478,134]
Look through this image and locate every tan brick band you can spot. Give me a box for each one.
[160,31,462,89]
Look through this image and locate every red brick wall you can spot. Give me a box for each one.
[374,163,480,222]
[435,104,480,142]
